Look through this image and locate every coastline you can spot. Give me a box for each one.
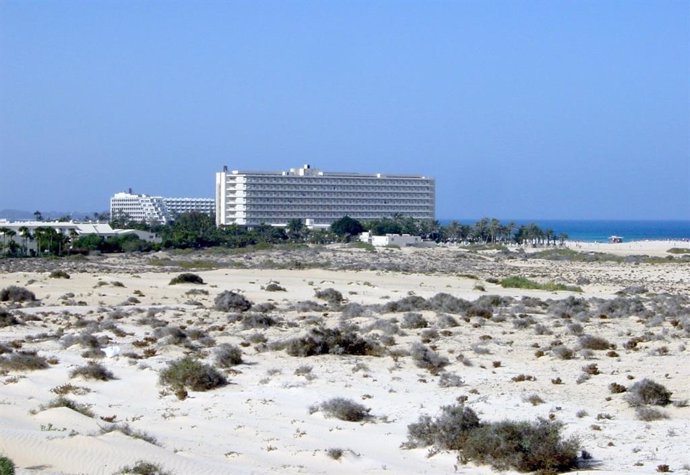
[562,239,690,257]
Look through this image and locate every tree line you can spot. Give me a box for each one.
[0,213,568,257]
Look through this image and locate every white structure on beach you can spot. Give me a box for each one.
[110,191,214,224]
[359,231,425,247]
[215,164,435,226]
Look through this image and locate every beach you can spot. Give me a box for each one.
[0,241,688,474]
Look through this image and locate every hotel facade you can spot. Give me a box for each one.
[215,164,435,227]
[110,191,215,225]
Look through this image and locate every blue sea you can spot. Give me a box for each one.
[439,219,690,243]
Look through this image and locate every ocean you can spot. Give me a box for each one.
[439,219,690,243]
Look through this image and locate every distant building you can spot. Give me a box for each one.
[110,191,214,224]
[215,164,435,227]
[359,231,427,247]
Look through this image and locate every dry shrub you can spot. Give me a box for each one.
[461,418,580,473]
[579,335,613,351]
[159,356,227,392]
[410,343,449,373]
[115,460,171,475]
[0,286,36,303]
[264,282,286,292]
[214,291,252,312]
[286,327,382,357]
[239,313,278,330]
[383,295,429,313]
[101,423,160,446]
[0,351,49,371]
[609,383,627,394]
[635,407,668,421]
[405,404,480,450]
[406,404,580,474]
[39,396,94,417]
[400,312,428,329]
[0,310,20,328]
[625,379,672,407]
[215,343,243,367]
[70,361,114,381]
[315,288,343,305]
[552,345,575,360]
[428,293,471,314]
[49,270,70,279]
[317,398,371,422]
[169,273,205,285]
[340,302,367,318]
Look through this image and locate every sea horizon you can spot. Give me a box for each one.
[437,218,690,243]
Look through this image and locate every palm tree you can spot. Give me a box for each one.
[18,226,32,256]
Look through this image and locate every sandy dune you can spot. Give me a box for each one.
[0,243,688,474]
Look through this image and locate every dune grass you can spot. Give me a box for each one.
[500,276,582,292]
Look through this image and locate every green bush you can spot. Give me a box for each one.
[462,418,579,473]
[405,403,580,474]
[159,356,227,392]
[500,276,582,292]
[0,455,15,475]
[115,460,171,475]
[169,273,205,285]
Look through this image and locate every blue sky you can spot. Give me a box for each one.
[1,0,688,219]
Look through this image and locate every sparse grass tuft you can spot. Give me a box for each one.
[70,361,114,381]
[39,396,94,418]
[500,276,581,292]
[101,423,160,446]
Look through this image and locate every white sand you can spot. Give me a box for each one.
[0,246,688,474]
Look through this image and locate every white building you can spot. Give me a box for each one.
[215,164,435,226]
[359,231,425,247]
[110,191,214,224]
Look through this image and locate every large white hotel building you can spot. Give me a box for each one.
[110,191,215,225]
[215,164,435,227]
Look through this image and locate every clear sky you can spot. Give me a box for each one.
[1,0,688,220]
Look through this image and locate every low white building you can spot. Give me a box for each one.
[359,231,424,247]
